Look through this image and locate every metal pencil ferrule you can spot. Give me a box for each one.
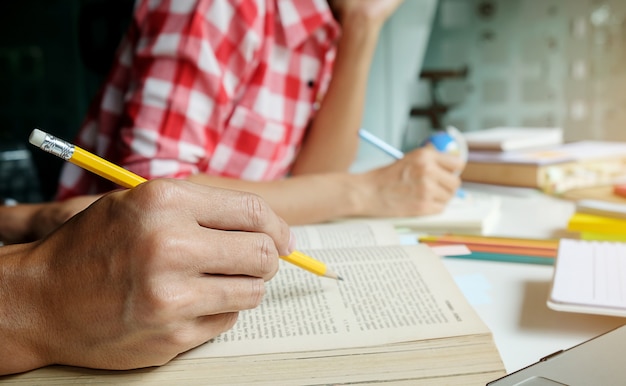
[40,133,74,160]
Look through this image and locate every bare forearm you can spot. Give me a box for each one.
[187,173,365,225]
[0,195,101,244]
[291,13,383,174]
[0,243,48,375]
[193,145,464,224]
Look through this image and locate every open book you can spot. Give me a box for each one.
[7,222,505,385]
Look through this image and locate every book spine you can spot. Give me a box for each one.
[461,162,541,188]
[462,157,626,193]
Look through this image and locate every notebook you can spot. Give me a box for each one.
[337,192,501,235]
[487,324,626,386]
[388,192,501,235]
[547,239,626,317]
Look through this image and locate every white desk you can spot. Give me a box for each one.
[445,184,626,373]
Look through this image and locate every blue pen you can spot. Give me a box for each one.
[358,128,466,198]
[358,129,404,159]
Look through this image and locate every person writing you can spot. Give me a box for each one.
[0,179,292,375]
[0,0,463,244]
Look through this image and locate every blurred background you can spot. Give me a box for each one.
[1,0,625,202]
[363,0,626,154]
[415,0,626,143]
[0,0,133,202]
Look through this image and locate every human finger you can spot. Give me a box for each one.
[177,227,280,280]
[169,275,267,319]
[132,180,292,256]
[169,312,239,356]
[433,150,465,174]
[194,312,239,342]
[432,164,462,197]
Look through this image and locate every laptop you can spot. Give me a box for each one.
[487,324,626,386]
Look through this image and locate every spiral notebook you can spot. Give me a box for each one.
[548,239,626,317]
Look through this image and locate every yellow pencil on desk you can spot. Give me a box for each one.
[29,128,342,281]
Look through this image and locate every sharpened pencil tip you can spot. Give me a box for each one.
[323,269,343,281]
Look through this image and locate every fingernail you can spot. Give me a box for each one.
[288,230,297,254]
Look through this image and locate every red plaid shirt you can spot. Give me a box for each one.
[57,0,339,200]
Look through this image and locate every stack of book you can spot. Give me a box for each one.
[462,127,564,152]
[460,128,626,194]
[567,200,626,241]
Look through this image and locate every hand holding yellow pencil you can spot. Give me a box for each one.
[30,129,147,189]
[29,129,341,280]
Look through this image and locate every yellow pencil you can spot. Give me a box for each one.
[29,129,342,280]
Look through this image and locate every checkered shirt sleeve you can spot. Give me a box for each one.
[57,0,338,200]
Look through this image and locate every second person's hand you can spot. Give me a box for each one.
[355,146,464,217]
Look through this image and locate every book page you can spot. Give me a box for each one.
[291,221,400,250]
[180,244,488,358]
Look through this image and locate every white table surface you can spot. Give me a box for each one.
[445,183,626,373]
